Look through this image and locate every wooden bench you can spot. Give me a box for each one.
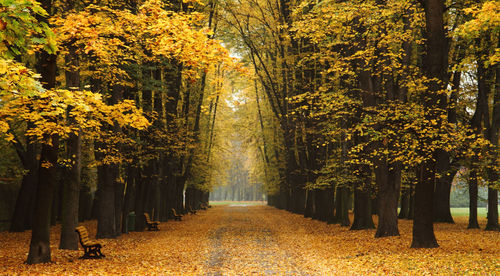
[75,226,105,259]
[188,205,197,215]
[171,208,182,221]
[144,213,160,231]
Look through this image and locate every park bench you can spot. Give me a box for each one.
[171,208,182,221]
[144,213,160,231]
[75,226,105,259]
[188,205,197,215]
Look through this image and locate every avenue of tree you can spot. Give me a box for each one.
[0,0,498,265]
[219,0,499,248]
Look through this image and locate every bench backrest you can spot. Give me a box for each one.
[144,213,152,223]
[171,208,179,216]
[75,226,92,246]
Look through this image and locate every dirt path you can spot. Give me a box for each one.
[205,206,308,275]
[0,204,498,275]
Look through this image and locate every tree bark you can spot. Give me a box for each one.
[411,0,448,248]
[338,187,350,227]
[114,171,124,237]
[485,188,499,231]
[59,46,81,250]
[411,163,438,248]
[318,189,330,222]
[466,51,491,229]
[26,14,58,259]
[304,190,313,218]
[122,165,136,233]
[59,128,81,250]
[433,150,455,223]
[408,184,415,220]
[375,161,400,237]
[134,168,146,231]
[326,187,336,224]
[79,139,96,222]
[96,165,116,238]
[27,134,59,264]
[50,174,62,226]
[485,53,500,231]
[10,138,38,232]
[351,188,374,230]
[398,187,410,219]
[468,166,480,229]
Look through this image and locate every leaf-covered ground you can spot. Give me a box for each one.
[0,205,498,275]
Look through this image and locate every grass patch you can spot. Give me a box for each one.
[451,207,488,218]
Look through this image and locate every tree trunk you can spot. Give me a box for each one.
[114,168,124,237]
[333,186,342,224]
[351,188,374,230]
[311,190,319,220]
[134,169,147,231]
[27,135,59,264]
[433,150,455,223]
[50,174,63,226]
[304,190,314,218]
[371,196,378,215]
[485,188,499,231]
[59,129,81,250]
[79,139,96,222]
[466,49,491,229]
[10,139,38,232]
[375,162,400,237]
[485,55,500,230]
[340,187,350,227]
[326,187,336,224]
[411,0,448,248]
[122,165,136,233]
[398,187,410,219]
[318,189,330,222]
[411,163,438,248]
[468,166,480,229]
[408,183,415,220]
[59,46,81,250]
[26,19,58,260]
[96,165,116,238]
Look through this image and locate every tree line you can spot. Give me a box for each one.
[220,0,499,249]
[0,0,234,264]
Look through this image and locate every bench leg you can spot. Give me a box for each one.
[80,248,90,259]
[147,223,160,231]
[147,224,157,231]
[97,247,105,257]
[81,246,105,259]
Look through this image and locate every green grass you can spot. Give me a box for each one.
[451,207,488,218]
